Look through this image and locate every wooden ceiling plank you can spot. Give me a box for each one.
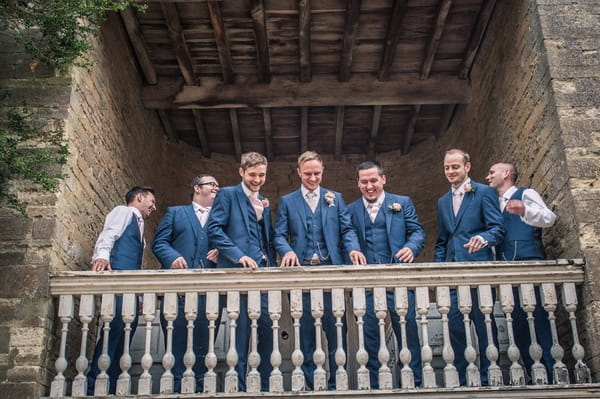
[250,0,271,83]
[458,0,497,79]
[401,104,421,155]
[335,106,344,160]
[191,109,211,157]
[229,109,242,160]
[420,0,452,80]
[368,105,382,159]
[208,1,234,83]
[301,106,308,153]
[298,0,312,83]
[378,0,409,81]
[436,104,457,140]
[262,108,273,160]
[161,2,197,85]
[157,110,178,142]
[120,7,157,85]
[142,75,471,109]
[339,0,362,82]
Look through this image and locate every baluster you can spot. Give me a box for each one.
[137,293,156,395]
[160,293,177,393]
[332,288,348,390]
[269,290,284,393]
[204,291,219,393]
[182,292,198,394]
[290,289,305,392]
[373,287,392,389]
[394,287,414,388]
[479,285,502,386]
[50,295,73,398]
[311,289,327,391]
[436,286,458,388]
[72,294,94,396]
[116,293,137,395]
[225,291,240,392]
[498,284,524,386]
[416,286,435,388]
[352,287,370,389]
[562,282,591,383]
[94,293,115,396]
[458,285,480,387]
[541,283,569,384]
[247,290,261,393]
[520,284,547,384]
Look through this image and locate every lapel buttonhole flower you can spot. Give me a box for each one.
[324,192,336,207]
[464,182,476,194]
[261,198,270,208]
[388,203,402,213]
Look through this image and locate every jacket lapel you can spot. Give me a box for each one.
[235,184,251,233]
[184,204,201,240]
[454,190,473,227]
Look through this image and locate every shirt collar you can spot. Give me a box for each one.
[452,178,471,195]
[129,206,142,219]
[363,191,385,208]
[301,185,320,199]
[192,201,209,213]
[241,183,258,198]
[502,185,518,201]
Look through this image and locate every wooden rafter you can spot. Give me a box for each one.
[250,0,271,83]
[420,0,452,80]
[301,106,308,153]
[334,106,344,160]
[401,105,421,155]
[142,75,471,109]
[458,0,497,79]
[161,2,196,85]
[207,1,234,83]
[298,0,312,83]
[378,0,409,81]
[339,0,362,82]
[368,105,382,159]
[120,7,157,84]
[157,110,178,142]
[229,109,242,160]
[191,110,211,157]
[262,108,273,160]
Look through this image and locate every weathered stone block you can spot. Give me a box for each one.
[0,266,48,298]
[0,252,25,268]
[0,381,42,399]
[0,217,31,241]
[31,219,56,240]
[0,327,9,353]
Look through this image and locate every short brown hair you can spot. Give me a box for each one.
[297,151,323,168]
[445,148,470,164]
[240,152,268,170]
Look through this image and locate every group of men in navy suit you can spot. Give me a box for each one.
[87,147,557,393]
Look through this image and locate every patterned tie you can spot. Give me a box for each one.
[367,202,379,223]
[453,191,463,216]
[197,206,210,227]
[137,215,144,242]
[306,191,318,213]
[249,193,264,221]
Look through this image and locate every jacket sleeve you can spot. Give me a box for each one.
[402,198,426,258]
[479,185,506,247]
[274,197,295,257]
[151,207,182,269]
[206,190,245,264]
[434,200,448,262]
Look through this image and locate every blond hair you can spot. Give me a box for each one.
[297,151,323,168]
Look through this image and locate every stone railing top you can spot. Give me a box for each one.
[49,259,585,295]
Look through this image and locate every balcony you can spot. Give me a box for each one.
[45,260,600,398]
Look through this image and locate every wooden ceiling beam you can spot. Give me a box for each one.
[142,75,471,109]
[262,108,273,160]
[298,0,312,83]
[250,0,271,83]
[368,105,382,159]
[157,110,178,142]
[339,0,362,82]
[191,110,211,157]
[334,106,344,160]
[420,0,452,80]
[229,109,242,160]
[458,0,497,79]
[401,104,420,155]
[161,2,197,85]
[301,106,308,153]
[207,1,234,83]
[378,0,409,81]
[120,7,157,85]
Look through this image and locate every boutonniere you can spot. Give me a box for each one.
[388,203,402,213]
[324,192,336,207]
[261,198,270,208]
[464,182,476,194]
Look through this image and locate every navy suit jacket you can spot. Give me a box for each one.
[206,184,276,268]
[274,187,360,265]
[152,204,215,269]
[434,180,505,262]
[347,192,426,262]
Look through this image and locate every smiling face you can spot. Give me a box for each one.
[485,163,506,191]
[358,166,386,203]
[195,176,220,205]
[136,192,157,219]
[239,164,267,192]
[444,152,471,188]
[297,159,323,192]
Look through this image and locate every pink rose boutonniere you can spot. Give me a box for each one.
[261,198,270,208]
[324,192,336,207]
[464,182,476,194]
[388,203,402,213]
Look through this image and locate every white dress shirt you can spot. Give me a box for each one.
[92,205,143,261]
[501,185,556,228]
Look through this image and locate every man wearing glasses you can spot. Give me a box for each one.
[152,175,220,392]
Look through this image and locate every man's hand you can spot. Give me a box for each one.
[349,250,367,265]
[206,249,219,263]
[463,236,487,253]
[505,199,525,216]
[170,256,188,269]
[91,258,111,272]
[280,251,300,267]
[238,255,259,269]
[395,247,415,263]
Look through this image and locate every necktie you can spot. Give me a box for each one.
[499,196,508,212]
[453,191,463,216]
[197,206,210,227]
[137,215,144,242]
[249,193,264,221]
[367,202,379,223]
[306,192,318,213]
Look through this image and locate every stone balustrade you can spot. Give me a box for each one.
[46,260,598,398]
